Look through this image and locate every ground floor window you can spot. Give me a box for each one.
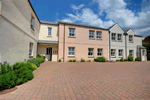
[88,48,94,57]
[97,49,102,57]
[118,49,123,57]
[68,47,75,56]
[111,49,116,57]
[129,50,133,57]
[29,42,33,56]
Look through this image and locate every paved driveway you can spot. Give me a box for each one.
[1,62,150,100]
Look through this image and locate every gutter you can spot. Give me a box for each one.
[63,24,66,62]
[109,31,111,60]
[125,33,127,58]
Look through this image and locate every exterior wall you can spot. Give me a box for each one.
[58,24,109,62]
[109,24,126,60]
[0,0,40,64]
[38,44,58,61]
[39,24,58,41]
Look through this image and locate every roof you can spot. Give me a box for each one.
[40,21,58,26]
[137,45,146,49]
[124,28,131,33]
[108,23,117,30]
[134,35,143,37]
[38,40,58,45]
[28,0,40,23]
[58,21,108,30]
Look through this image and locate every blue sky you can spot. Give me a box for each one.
[30,0,150,37]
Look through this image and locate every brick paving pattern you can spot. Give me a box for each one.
[0,62,150,100]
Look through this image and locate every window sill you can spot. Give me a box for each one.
[111,56,116,58]
[119,56,123,58]
[89,38,95,40]
[96,39,102,40]
[68,36,76,38]
[47,36,52,37]
[29,56,33,58]
[118,41,122,42]
[112,40,117,42]
[88,56,94,58]
[68,56,75,58]
[129,42,134,43]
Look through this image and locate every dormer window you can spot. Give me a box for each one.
[111,33,116,41]
[31,14,35,30]
[129,35,133,43]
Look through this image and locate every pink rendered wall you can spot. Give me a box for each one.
[58,24,109,62]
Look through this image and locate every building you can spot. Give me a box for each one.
[0,0,40,64]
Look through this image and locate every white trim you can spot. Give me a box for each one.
[88,48,94,57]
[47,27,52,37]
[68,28,76,37]
[0,1,2,14]
[68,47,75,56]
[118,49,123,57]
[109,24,124,33]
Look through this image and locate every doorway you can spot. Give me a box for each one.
[142,49,145,61]
[46,48,52,61]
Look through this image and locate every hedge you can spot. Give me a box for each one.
[94,57,106,62]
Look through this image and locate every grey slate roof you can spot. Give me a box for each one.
[38,40,58,45]
[40,21,58,26]
[137,45,146,49]
[134,35,143,37]
[58,21,108,30]
[124,28,131,33]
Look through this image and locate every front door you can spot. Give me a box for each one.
[142,49,145,61]
[46,48,52,61]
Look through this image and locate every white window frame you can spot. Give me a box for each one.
[88,48,94,57]
[96,31,102,40]
[29,43,33,56]
[48,27,52,36]
[129,50,133,57]
[89,31,95,39]
[118,49,123,57]
[30,15,35,30]
[68,47,75,56]
[97,49,103,57]
[129,35,133,43]
[111,33,116,41]
[68,28,75,37]
[111,49,116,57]
[117,34,122,42]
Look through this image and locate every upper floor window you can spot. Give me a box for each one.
[48,28,52,36]
[69,28,75,37]
[68,47,75,56]
[97,49,103,57]
[111,33,116,41]
[118,49,123,57]
[31,15,35,30]
[96,32,102,40]
[89,31,95,39]
[29,42,33,56]
[111,49,116,57]
[88,48,94,57]
[129,50,133,57]
[118,34,122,41]
[129,35,133,43]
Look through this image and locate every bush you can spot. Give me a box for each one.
[68,60,73,62]
[116,59,120,62]
[128,56,134,61]
[31,63,37,70]
[94,57,106,62]
[124,58,128,61]
[73,59,76,62]
[87,60,91,62]
[135,57,142,61]
[0,71,17,91]
[120,58,124,62]
[0,64,13,75]
[80,58,85,62]
[27,59,40,67]
[59,59,61,62]
[35,57,45,64]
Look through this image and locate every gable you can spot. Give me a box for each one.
[127,29,135,35]
[109,24,124,33]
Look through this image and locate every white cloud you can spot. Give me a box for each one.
[71,4,85,11]
[61,18,73,23]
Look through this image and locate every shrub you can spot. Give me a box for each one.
[59,59,61,62]
[31,63,37,70]
[35,57,45,64]
[0,64,13,75]
[120,58,124,62]
[27,59,40,67]
[68,60,73,62]
[94,57,106,62]
[87,60,91,62]
[128,56,134,61]
[124,58,128,61]
[80,58,85,62]
[116,59,120,62]
[135,57,142,61]
[0,71,17,91]
[73,59,76,62]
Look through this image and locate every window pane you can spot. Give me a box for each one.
[69,29,75,37]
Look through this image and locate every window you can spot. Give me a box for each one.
[118,49,123,57]
[30,15,35,30]
[97,49,103,56]
[118,34,122,41]
[89,31,95,39]
[96,32,102,40]
[29,43,33,56]
[129,35,133,42]
[111,33,116,41]
[69,29,75,37]
[68,47,75,56]
[111,49,116,57]
[48,28,52,36]
[88,48,94,57]
[129,50,133,56]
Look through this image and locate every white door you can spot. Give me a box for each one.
[142,49,145,61]
[45,48,52,61]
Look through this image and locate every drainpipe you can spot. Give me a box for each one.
[109,31,111,60]
[125,34,127,58]
[63,24,65,62]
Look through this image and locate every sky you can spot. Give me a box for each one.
[30,0,150,37]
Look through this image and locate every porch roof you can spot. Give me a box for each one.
[137,45,146,49]
[38,40,58,45]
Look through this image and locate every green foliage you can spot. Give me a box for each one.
[35,57,45,64]
[73,59,76,62]
[120,58,124,62]
[68,60,73,62]
[80,58,85,62]
[31,63,37,70]
[124,58,128,61]
[59,59,61,62]
[0,64,13,75]
[128,56,134,61]
[116,59,120,62]
[87,60,91,62]
[143,43,150,52]
[0,71,17,91]
[135,57,142,61]
[27,59,40,67]
[94,57,106,62]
